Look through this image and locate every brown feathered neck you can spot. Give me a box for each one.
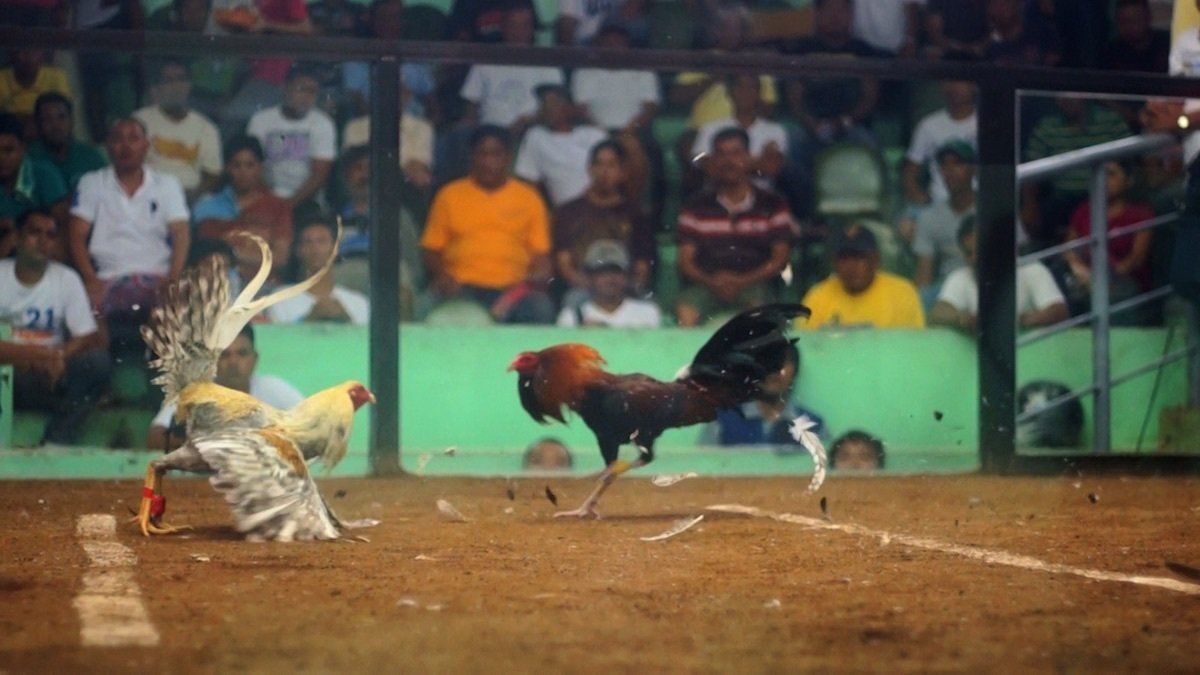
[520,343,613,422]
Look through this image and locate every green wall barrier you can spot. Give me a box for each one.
[1,324,1186,479]
[256,323,1184,457]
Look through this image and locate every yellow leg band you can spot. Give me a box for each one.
[610,460,633,475]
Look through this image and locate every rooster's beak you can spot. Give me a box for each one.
[368,391,377,404]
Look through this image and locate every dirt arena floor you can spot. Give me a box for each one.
[0,473,1198,673]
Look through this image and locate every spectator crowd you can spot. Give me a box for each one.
[0,0,1185,447]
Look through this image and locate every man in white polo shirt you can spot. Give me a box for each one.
[0,211,111,445]
[69,117,189,357]
[931,215,1068,334]
[68,117,190,311]
[514,84,608,207]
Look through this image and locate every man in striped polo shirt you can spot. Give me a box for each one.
[675,127,796,327]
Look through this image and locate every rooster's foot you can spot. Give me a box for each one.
[146,520,192,535]
[132,484,191,536]
[131,509,192,536]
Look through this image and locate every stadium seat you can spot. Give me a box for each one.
[814,141,887,216]
[654,237,681,320]
[805,142,916,281]
[424,299,495,327]
[11,412,44,448]
[11,407,156,449]
[908,80,946,123]
[110,360,154,405]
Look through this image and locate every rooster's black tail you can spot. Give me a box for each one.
[683,303,811,401]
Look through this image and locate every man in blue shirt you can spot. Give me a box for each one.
[698,342,826,448]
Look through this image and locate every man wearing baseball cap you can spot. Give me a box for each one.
[799,224,925,329]
[556,239,661,328]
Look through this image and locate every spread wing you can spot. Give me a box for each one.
[141,224,343,404]
[191,429,340,542]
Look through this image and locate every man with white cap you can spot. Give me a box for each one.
[556,240,661,328]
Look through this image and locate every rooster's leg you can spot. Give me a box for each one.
[555,458,645,519]
[130,460,192,536]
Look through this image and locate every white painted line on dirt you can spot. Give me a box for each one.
[707,504,1200,596]
[73,514,160,647]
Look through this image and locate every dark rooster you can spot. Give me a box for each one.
[508,303,810,518]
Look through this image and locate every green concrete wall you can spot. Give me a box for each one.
[377,325,1183,455]
[256,323,1185,462]
[0,325,1187,479]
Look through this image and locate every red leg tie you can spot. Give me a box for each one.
[149,495,166,520]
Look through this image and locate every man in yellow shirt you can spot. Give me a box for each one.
[0,50,71,134]
[420,125,555,324]
[800,224,925,329]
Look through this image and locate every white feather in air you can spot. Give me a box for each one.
[640,515,704,541]
[788,415,827,493]
[651,472,699,487]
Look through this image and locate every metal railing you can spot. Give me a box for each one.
[1015,133,1198,452]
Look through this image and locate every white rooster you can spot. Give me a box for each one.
[133,225,375,541]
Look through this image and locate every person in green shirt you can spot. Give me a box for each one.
[27,92,107,191]
[0,112,69,259]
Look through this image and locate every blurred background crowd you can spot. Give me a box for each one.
[0,0,1186,450]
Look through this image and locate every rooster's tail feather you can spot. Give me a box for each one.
[684,303,810,400]
[141,253,232,402]
[142,222,343,403]
[210,222,342,349]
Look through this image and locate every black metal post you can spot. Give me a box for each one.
[368,57,403,475]
[1087,164,1112,453]
[976,83,1018,473]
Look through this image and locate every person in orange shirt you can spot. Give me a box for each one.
[420,125,555,324]
[800,224,925,329]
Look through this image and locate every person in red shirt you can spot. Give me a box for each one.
[1063,160,1155,322]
